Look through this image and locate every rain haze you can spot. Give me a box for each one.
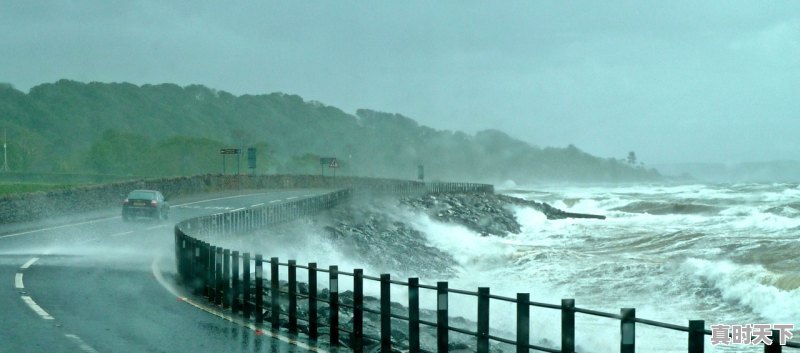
[2,1,799,168]
[3,3,800,352]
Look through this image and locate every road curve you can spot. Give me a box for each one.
[0,189,327,353]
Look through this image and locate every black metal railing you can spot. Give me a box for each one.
[174,181,797,353]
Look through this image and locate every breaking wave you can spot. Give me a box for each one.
[612,201,723,215]
[682,258,800,324]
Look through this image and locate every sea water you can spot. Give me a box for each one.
[240,183,799,352]
[415,183,800,352]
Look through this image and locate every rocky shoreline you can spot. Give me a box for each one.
[247,191,603,352]
[302,192,606,279]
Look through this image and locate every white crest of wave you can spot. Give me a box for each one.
[718,207,800,233]
[682,258,800,324]
[408,211,573,343]
[762,186,800,203]
[409,213,513,268]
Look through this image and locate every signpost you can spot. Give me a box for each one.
[1,129,8,172]
[220,148,241,174]
[328,158,339,177]
[319,157,337,176]
[247,148,256,174]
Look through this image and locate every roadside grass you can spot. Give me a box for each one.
[0,182,77,197]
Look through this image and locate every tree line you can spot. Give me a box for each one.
[0,80,660,182]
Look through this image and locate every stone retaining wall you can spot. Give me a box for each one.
[0,174,469,224]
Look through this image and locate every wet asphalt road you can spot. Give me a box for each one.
[0,189,328,353]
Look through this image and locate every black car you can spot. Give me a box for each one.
[122,190,170,221]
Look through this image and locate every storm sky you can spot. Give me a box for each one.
[1,1,798,164]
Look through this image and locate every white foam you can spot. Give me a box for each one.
[410,213,513,269]
[682,258,800,324]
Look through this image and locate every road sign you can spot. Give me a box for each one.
[220,148,240,155]
[329,158,339,168]
[320,157,335,166]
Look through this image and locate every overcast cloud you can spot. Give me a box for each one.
[1,1,798,164]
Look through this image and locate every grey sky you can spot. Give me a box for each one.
[1,1,798,164]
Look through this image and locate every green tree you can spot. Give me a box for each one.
[627,151,637,165]
[85,130,152,175]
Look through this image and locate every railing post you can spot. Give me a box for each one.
[517,293,530,353]
[199,241,205,295]
[231,251,240,312]
[562,299,575,353]
[309,262,318,340]
[271,257,280,328]
[688,320,703,353]
[288,260,297,333]
[409,278,420,353]
[174,231,182,278]
[193,240,203,294]
[222,249,230,308]
[330,265,339,346]
[176,232,185,279]
[353,269,364,353]
[215,247,223,305]
[255,255,264,324]
[381,274,392,353]
[765,329,782,353]
[437,282,449,353]
[477,287,490,353]
[205,244,214,300]
[621,308,635,353]
[243,252,251,319]
[184,235,191,281]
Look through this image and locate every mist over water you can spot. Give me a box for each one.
[232,184,799,352]
[486,183,800,352]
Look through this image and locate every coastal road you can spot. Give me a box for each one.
[0,189,327,353]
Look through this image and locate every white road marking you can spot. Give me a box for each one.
[64,334,100,353]
[110,231,134,237]
[21,296,54,320]
[251,203,264,208]
[21,257,39,269]
[0,217,119,239]
[151,256,327,353]
[18,257,55,319]
[269,200,281,203]
[145,224,170,230]
[286,196,298,200]
[173,192,272,207]
[230,208,245,212]
[16,257,39,289]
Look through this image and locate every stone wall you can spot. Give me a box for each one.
[0,174,476,224]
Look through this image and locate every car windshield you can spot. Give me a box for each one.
[127,191,155,200]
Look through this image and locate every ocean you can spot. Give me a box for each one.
[243,183,799,352]
[417,183,799,352]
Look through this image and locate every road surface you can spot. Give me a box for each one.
[0,189,328,353]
